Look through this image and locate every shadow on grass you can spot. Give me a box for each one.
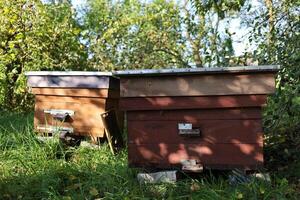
[0,146,193,200]
[0,112,298,200]
[0,146,297,200]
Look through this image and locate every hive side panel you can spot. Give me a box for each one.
[120,73,276,97]
[109,76,120,90]
[35,95,108,104]
[128,143,263,170]
[34,109,105,129]
[31,88,119,98]
[105,98,124,135]
[126,108,264,170]
[127,120,263,144]
[120,95,267,111]
[35,96,106,112]
[34,95,107,137]
[127,108,262,121]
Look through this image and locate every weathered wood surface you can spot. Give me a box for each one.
[120,73,275,97]
[127,108,262,121]
[35,96,106,112]
[121,71,276,170]
[34,95,121,138]
[35,110,104,129]
[128,143,263,169]
[35,95,107,105]
[120,95,267,110]
[27,75,119,89]
[28,74,122,139]
[128,120,263,144]
[126,108,264,169]
[32,88,119,98]
[36,124,105,137]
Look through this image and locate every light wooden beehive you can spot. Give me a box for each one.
[26,71,122,141]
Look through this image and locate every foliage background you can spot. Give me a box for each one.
[0,0,299,184]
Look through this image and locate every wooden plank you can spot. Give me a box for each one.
[101,110,124,154]
[34,123,105,137]
[120,73,276,97]
[34,110,105,128]
[33,95,122,138]
[27,75,119,89]
[128,143,263,169]
[35,95,106,109]
[120,95,267,111]
[127,108,262,121]
[128,120,263,144]
[35,96,121,113]
[32,88,119,98]
[34,95,107,104]
[34,97,108,137]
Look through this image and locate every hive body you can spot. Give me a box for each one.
[117,66,279,170]
[26,72,122,140]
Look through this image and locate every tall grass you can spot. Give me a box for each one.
[0,113,298,199]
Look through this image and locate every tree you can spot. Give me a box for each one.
[239,0,300,167]
[83,0,187,70]
[185,0,245,67]
[0,0,87,110]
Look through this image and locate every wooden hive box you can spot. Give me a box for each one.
[116,65,279,171]
[26,71,122,141]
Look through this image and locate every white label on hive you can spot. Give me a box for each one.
[178,123,192,130]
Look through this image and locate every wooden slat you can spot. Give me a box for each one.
[127,108,262,121]
[120,73,276,97]
[35,95,120,110]
[128,143,263,169]
[128,120,263,144]
[34,96,107,137]
[35,123,105,137]
[35,95,107,104]
[32,88,119,98]
[33,95,122,138]
[120,95,267,111]
[34,97,106,112]
[34,116,105,137]
[34,110,104,128]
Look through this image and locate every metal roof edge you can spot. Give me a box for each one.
[25,71,113,76]
[114,65,280,76]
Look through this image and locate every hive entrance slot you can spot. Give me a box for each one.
[37,125,74,135]
[44,109,75,121]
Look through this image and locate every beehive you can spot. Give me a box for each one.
[26,71,122,141]
[116,66,279,170]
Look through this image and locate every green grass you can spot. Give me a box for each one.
[0,113,299,199]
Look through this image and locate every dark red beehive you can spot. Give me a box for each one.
[116,66,279,171]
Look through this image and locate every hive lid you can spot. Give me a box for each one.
[25,71,119,89]
[115,65,280,76]
[25,71,113,76]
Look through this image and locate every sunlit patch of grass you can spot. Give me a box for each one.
[0,112,299,199]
